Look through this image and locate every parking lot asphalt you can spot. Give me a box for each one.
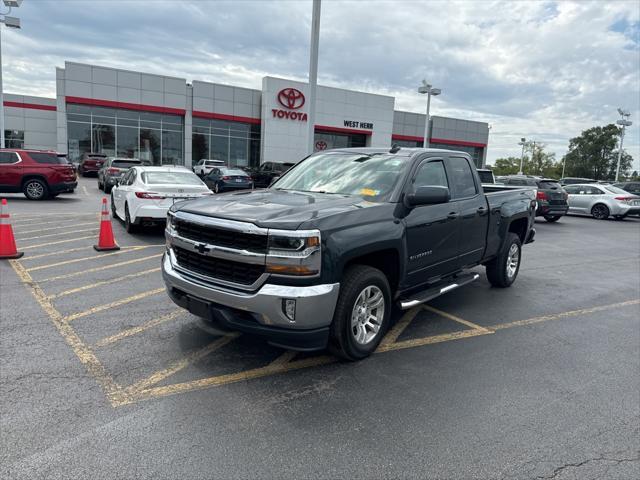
[1,176,639,479]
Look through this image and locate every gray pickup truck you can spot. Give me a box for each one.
[162,147,536,360]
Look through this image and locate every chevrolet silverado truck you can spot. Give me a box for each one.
[162,147,536,360]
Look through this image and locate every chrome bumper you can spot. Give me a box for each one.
[162,252,340,330]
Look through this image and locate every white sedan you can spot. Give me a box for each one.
[110,166,212,232]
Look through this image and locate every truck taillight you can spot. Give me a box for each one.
[536,191,547,201]
[135,192,165,199]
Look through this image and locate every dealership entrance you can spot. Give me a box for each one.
[313,129,367,152]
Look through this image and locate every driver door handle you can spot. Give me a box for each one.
[447,212,459,220]
[477,207,487,215]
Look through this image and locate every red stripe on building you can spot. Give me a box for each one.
[391,134,423,142]
[192,110,261,125]
[4,101,57,111]
[315,125,373,136]
[430,137,487,148]
[65,96,186,116]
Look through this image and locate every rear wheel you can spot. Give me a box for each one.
[591,203,610,220]
[23,178,49,200]
[110,194,117,218]
[125,203,137,233]
[329,265,391,361]
[486,232,522,288]
[544,215,561,222]
[98,178,103,191]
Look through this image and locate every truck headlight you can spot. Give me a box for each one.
[266,229,321,276]
[166,211,177,237]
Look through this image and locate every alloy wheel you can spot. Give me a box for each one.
[350,286,385,346]
[506,243,520,279]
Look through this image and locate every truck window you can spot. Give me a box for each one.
[413,160,448,189]
[448,157,477,198]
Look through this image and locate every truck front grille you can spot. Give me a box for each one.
[174,218,268,253]
[173,246,264,286]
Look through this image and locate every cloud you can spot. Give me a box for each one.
[2,0,638,169]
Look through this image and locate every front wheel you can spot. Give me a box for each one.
[544,215,561,222]
[329,265,391,361]
[591,204,610,220]
[23,178,49,200]
[486,232,522,288]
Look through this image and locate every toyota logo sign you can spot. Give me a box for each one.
[278,88,305,110]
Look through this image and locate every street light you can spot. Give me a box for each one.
[615,108,632,182]
[517,137,527,174]
[418,80,441,148]
[1,0,23,149]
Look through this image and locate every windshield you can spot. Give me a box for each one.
[603,185,631,195]
[205,161,224,166]
[273,153,410,201]
[112,159,141,168]
[220,168,248,176]
[142,171,203,185]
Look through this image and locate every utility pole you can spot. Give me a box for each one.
[418,80,441,148]
[306,0,321,155]
[615,108,632,182]
[518,137,526,175]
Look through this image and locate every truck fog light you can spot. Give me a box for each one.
[282,298,296,322]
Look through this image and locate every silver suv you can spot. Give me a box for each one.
[98,158,143,193]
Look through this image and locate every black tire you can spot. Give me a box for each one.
[486,232,522,288]
[104,185,112,194]
[110,194,117,218]
[614,214,627,221]
[22,178,49,200]
[591,203,609,220]
[98,179,103,191]
[329,265,391,361]
[125,204,137,233]
[544,215,561,222]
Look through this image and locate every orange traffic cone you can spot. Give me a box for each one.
[0,199,24,259]
[93,197,120,252]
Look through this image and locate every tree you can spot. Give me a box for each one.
[524,143,560,178]
[561,124,633,180]
[491,157,521,176]
[607,150,634,181]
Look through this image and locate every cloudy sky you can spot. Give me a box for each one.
[3,0,639,168]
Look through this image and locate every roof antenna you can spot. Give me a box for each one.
[389,143,401,154]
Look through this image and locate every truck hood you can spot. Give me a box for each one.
[174,189,379,229]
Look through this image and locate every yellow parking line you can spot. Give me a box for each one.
[490,299,640,331]
[38,254,162,282]
[27,245,148,272]
[377,328,493,353]
[378,307,422,348]
[22,244,165,261]
[422,305,491,332]
[21,235,96,250]
[17,227,98,241]
[64,288,166,322]
[128,353,336,405]
[123,333,241,397]
[94,309,185,347]
[48,267,161,300]
[9,260,128,406]
[15,221,97,236]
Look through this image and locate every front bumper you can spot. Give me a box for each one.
[162,253,340,350]
[50,181,78,194]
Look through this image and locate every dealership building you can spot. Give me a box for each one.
[3,61,489,168]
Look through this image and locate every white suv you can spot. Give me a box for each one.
[193,159,226,177]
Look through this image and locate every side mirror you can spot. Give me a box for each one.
[405,186,450,207]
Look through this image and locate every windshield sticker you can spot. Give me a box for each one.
[360,188,379,196]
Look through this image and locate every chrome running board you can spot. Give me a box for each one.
[398,273,480,310]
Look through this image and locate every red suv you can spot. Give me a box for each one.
[78,152,107,176]
[0,149,77,200]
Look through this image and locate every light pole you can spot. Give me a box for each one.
[517,137,526,174]
[0,0,22,149]
[615,108,632,182]
[418,80,441,148]
[306,0,321,155]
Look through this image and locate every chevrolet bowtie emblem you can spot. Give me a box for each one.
[195,243,210,254]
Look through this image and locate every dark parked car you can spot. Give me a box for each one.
[613,181,640,196]
[98,158,143,193]
[163,147,536,360]
[560,177,596,186]
[501,175,568,222]
[251,162,295,188]
[0,149,77,200]
[477,168,495,184]
[78,152,107,176]
[204,167,253,193]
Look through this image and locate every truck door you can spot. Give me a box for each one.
[404,158,460,286]
[0,151,23,192]
[446,156,487,267]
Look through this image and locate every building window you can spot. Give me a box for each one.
[314,130,367,152]
[429,141,484,167]
[392,139,422,148]
[191,117,260,167]
[66,104,184,165]
[4,130,24,149]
